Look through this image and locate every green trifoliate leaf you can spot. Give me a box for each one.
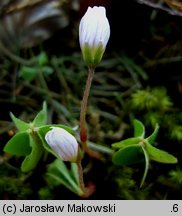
[21,133,44,172]
[146,124,159,145]
[3,132,31,156]
[32,101,47,127]
[145,143,178,164]
[112,144,144,166]
[112,137,141,149]
[133,119,145,138]
[10,112,29,132]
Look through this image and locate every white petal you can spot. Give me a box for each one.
[79,6,110,66]
[79,6,110,48]
[45,127,78,162]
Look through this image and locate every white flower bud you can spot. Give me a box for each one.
[45,127,78,162]
[79,6,110,67]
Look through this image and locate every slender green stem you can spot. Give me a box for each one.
[79,67,101,159]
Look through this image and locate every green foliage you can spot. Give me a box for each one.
[38,188,54,200]
[37,52,49,66]
[0,164,32,199]
[0,176,32,199]
[145,143,177,164]
[109,167,152,199]
[112,144,144,165]
[169,169,182,185]
[20,133,44,172]
[130,87,182,141]
[112,137,142,149]
[131,87,172,110]
[32,101,47,127]
[1,49,181,198]
[19,66,38,81]
[119,54,148,83]
[19,52,53,81]
[171,125,182,141]
[3,132,31,156]
[0,1,182,199]
[3,101,82,196]
[146,123,159,144]
[45,159,83,196]
[157,168,182,199]
[134,119,145,137]
[10,113,30,131]
[112,119,177,187]
[4,102,77,173]
[4,102,47,172]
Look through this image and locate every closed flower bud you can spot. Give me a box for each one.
[45,127,78,162]
[79,6,110,67]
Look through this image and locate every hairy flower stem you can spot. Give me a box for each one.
[77,157,95,198]
[77,158,86,195]
[79,67,101,159]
